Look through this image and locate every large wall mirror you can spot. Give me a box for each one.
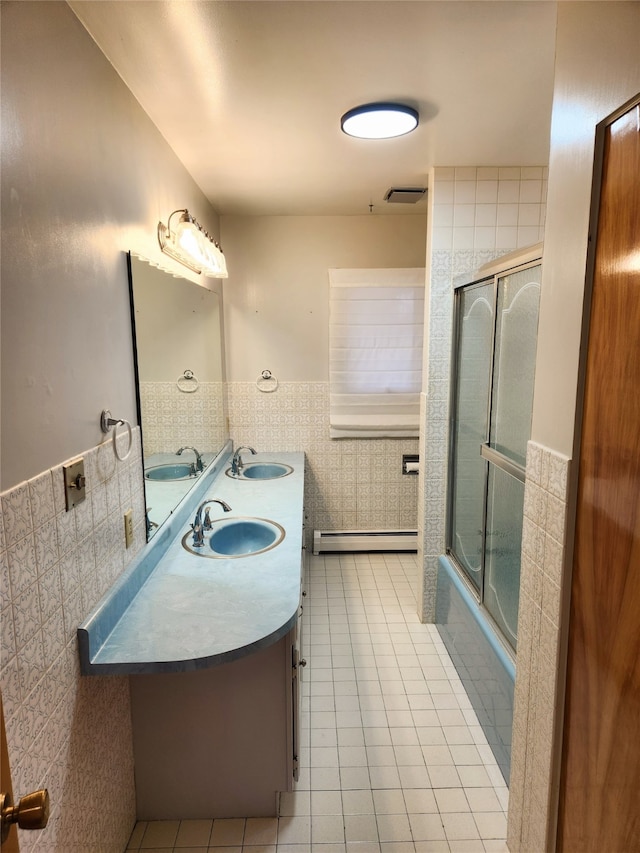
[128,253,228,538]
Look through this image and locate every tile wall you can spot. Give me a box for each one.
[418,165,547,622]
[507,442,570,853]
[419,166,554,847]
[226,382,420,545]
[0,429,146,852]
[139,381,226,457]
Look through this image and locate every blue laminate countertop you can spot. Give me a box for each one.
[78,450,305,675]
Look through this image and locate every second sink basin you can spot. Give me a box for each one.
[226,462,293,480]
[146,463,196,481]
[182,517,286,559]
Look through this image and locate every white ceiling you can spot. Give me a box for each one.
[69,1,558,217]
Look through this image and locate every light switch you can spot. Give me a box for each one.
[63,458,86,510]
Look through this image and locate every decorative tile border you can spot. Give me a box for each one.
[0,432,145,852]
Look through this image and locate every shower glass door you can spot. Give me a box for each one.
[448,260,541,652]
[448,280,494,591]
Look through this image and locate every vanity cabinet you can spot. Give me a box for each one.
[130,621,299,819]
[77,452,306,820]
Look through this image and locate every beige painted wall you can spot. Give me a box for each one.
[0,1,221,491]
[531,1,640,457]
[220,214,427,381]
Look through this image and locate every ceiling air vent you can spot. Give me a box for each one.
[384,187,426,204]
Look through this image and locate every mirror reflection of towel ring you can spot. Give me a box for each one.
[100,409,133,461]
[177,370,199,393]
[257,369,278,393]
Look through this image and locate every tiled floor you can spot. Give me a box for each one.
[126,552,509,853]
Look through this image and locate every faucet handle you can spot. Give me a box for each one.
[203,508,212,530]
[191,523,204,547]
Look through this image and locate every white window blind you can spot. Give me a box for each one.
[329,268,425,438]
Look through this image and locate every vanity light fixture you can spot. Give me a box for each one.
[157,209,228,278]
[340,102,419,140]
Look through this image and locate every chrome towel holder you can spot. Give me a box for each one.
[100,409,133,461]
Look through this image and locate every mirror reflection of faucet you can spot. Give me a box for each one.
[230,446,257,476]
[146,509,159,535]
[191,498,232,547]
[176,446,204,475]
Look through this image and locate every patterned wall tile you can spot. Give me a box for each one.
[139,381,226,456]
[424,167,556,848]
[226,381,420,547]
[420,165,547,623]
[507,442,570,853]
[0,430,144,853]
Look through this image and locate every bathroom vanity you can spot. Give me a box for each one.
[78,449,306,819]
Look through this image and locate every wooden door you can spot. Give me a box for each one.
[557,98,640,851]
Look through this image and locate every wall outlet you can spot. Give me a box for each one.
[124,509,134,548]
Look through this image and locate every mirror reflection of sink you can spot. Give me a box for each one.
[181,517,286,559]
[225,462,293,481]
[145,463,196,481]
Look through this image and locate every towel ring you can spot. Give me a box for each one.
[100,409,133,461]
[177,370,199,393]
[257,369,279,393]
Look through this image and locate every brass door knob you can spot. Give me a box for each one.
[1,789,49,842]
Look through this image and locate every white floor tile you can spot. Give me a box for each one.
[133,554,511,853]
[414,842,450,853]
[277,816,312,845]
[312,814,346,844]
[342,789,375,815]
[372,789,406,815]
[441,813,480,842]
[376,814,412,843]
[175,820,213,848]
[244,819,278,846]
[408,813,447,842]
[472,812,507,840]
[281,792,311,817]
[311,791,343,816]
[210,820,246,846]
[340,767,372,790]
[434,788,470,814]
[344,814,379,843]
[140,821,180,849]
[379,842,415,853]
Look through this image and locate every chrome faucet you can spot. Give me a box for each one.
[191,498,232,547]
[230,445,257,475]
[176,445,204,474]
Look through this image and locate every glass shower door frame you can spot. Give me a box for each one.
[446,274,496,604]
[446,258,541,651]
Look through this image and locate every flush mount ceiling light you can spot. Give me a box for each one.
[158,209,228,278]
[340,102,419,139]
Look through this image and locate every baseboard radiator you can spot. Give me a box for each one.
[312,529,418,555]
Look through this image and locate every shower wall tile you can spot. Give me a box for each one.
[226,381,419,545]
[419,165,547,623]
[507,442,570,853]
[0,430,144,853]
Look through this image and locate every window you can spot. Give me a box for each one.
[328,268,425,438]
[447,258,541,651]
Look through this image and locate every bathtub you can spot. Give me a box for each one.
[435,555,515,784]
